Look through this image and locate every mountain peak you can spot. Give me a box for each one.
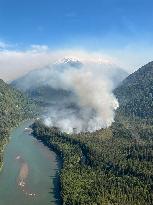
[54,58,83,68]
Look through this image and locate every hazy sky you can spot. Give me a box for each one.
[1,0,153,81]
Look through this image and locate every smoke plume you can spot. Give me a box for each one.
[12,58,127,133]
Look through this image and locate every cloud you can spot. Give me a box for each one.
[0,41,9,50]
[30,44,49,52]
[0,46,120,82]
[1,41,152,82]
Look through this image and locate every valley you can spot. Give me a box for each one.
[1,61,153,204]
[0,121,61,205]
[29,61,153,204]
[1,1,152,204]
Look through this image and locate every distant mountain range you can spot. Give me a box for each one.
[11,58,128,90]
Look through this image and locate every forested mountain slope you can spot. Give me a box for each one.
[114,61,153,119]
[0,79,36,168]
[31,61,153,205]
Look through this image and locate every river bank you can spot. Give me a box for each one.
[0,121,61,205]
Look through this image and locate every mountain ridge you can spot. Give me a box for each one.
[114,61,153,119]
[11,58,128,91]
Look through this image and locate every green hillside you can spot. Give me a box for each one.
[31,61,153,205]
[114,61,153,120]
[0,79,36,168]
[26,85,71,107]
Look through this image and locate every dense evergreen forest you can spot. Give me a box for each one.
[0,79,36,169]
[32,62,153,205]
[114,61,153,119]
[32,119,153,205]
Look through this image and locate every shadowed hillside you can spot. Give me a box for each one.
[114,61,153,119]
[0,79,36,168]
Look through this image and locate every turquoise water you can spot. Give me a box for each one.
[0,121,61,205]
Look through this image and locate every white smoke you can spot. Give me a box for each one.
[12,57,126,133]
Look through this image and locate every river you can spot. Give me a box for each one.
[0,121,61,205]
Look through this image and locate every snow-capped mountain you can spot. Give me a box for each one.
[11,57,128,91]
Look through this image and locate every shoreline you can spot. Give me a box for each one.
[34,137,63,205]
[0,118,35,173]
[0,139,9,172]
[0,119,62,205]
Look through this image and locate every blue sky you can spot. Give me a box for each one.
[0,0,153,50]
[1,0,153,81]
